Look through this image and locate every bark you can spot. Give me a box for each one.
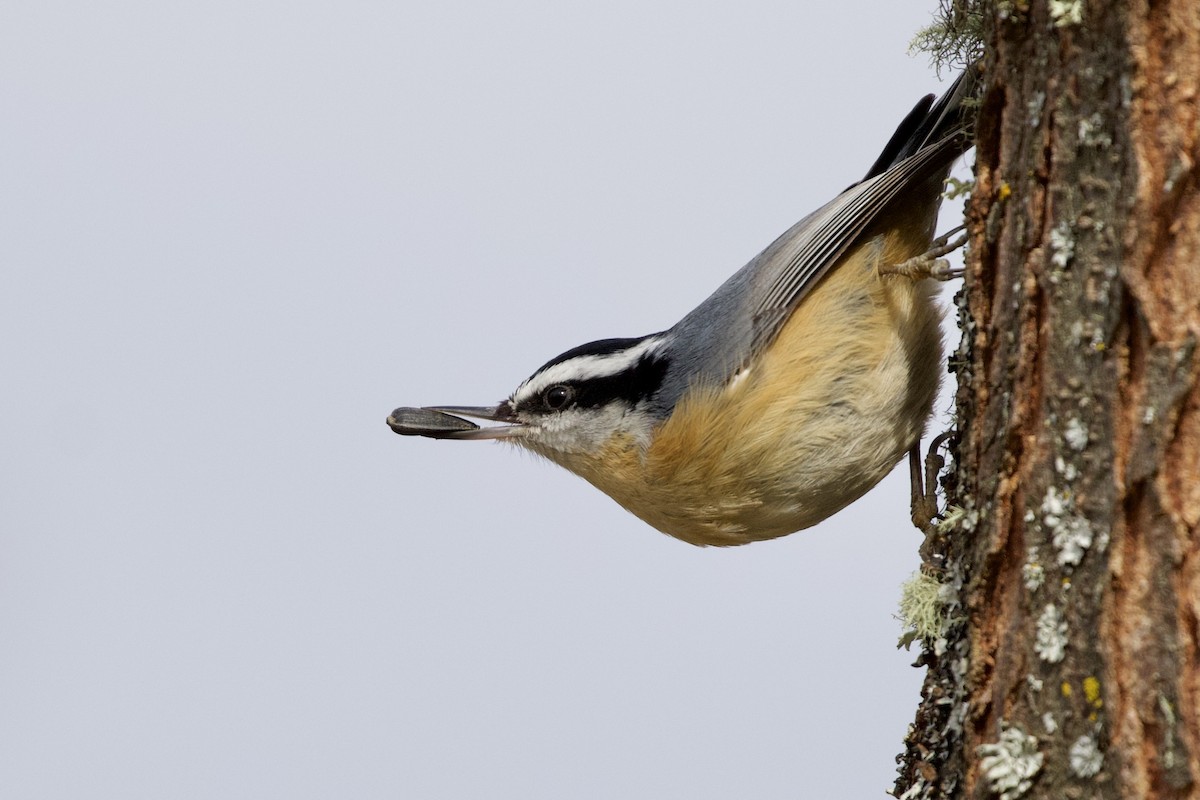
[894,0,1200,798]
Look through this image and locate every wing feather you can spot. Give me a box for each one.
[748,132,965,350]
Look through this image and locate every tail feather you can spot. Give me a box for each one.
[862,64,980,181]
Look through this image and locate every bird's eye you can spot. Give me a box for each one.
[543,385,574,411]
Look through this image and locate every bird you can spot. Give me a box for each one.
[388,68,977,546]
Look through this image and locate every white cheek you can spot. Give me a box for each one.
[525,404,654,455]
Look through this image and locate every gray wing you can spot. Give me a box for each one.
[656,130,967,414]
[746,132,964,350]
[656,70,977,413]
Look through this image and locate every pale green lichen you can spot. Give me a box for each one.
[908,0,985,74]
[898,572,949,647]
[939,503,978,534]
[1159,694,1180,770]
[944,176,975,201]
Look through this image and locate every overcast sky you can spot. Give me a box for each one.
[2,2,969,798]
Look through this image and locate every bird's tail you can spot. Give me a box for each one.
[862,64,980,181]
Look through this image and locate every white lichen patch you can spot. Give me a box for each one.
[1049,223,1075,270]
[1027,92,1046,126]
[1054,455,1079,482]
[1077,113,1112,148]
[1042,487,1069,526]
[1023,561,1046,591]
[1042,487,1093,568]
[1068,319,1107,352]
[1049,0,1083,26]
[1041,712,1058,734]
[1035,605,1068,663]
[1022,545,1045,591]
[978,726,1044,800]
[1069,734,1103,777]
[1063,417,1089,450]
[1052,514,1094,567]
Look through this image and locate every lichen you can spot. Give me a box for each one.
[1062,417,1089,450]
[907,0,985,73]
[1026,92,1046,126]
[1048,223,1075,270]
[1034,604,1068,663]
[1077,113,1112,148]
[1048,0,1083,26]
[1054,454,1078,481]
[1159,694,1180,770]
[978,726,1044,799]
[1041,487,1069,524]
[1022,546,1046,591]
[939,504,967,532]
[944,176,975,200]
[898,572,949,647]
[1040,487,1092,568]
[1052,515,1094,568]
[1068,734,1103,777]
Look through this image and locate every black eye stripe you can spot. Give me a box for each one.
[552,354,669,410]
[516,333,671,414]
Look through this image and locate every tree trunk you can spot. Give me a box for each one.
[894,1,1200,798]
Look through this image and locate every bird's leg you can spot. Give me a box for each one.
[910,431,952,539]
[881,225,967,281]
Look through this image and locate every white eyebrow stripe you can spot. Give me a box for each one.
[513,335,668,404]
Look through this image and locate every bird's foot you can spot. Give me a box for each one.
[881,226,967,281]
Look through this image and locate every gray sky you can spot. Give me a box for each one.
[2,2,968,797]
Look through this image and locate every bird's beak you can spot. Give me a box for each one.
[386,403,525,440]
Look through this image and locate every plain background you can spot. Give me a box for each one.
[2,2,970,798]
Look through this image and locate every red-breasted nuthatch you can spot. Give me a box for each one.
[389,69,977,546]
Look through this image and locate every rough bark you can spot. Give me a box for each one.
[894,0,1200,798]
